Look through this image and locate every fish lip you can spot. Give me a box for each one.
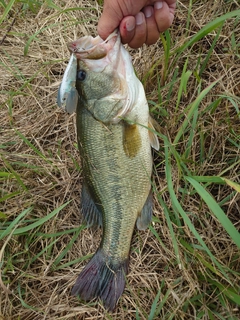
[68,30,119,60]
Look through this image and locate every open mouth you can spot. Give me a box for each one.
[68,30,119,60]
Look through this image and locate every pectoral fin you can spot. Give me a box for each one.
[148,118,159,151]
[136,191,153,230]
[81,183,102,227]
[123,123,142,158]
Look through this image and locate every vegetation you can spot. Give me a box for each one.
[0,0,239,319]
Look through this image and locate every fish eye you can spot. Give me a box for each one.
[77,69,86,81]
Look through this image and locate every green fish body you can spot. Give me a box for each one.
[69,31,159,310]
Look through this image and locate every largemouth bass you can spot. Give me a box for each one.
[67,31,159,310]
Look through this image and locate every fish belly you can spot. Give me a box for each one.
[72,105,152,310]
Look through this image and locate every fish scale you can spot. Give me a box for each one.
[78,109,151,262]
[59,30,160,310]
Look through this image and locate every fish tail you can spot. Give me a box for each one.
[71,249,128,310]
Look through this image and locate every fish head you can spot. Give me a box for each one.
[68,31,137,123]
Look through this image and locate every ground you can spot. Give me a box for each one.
[0,1,240,319]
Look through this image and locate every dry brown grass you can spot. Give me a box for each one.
[0,1,240,319]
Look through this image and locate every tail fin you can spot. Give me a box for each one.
[71,249,128,310]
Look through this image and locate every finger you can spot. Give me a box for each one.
[154,1,175,32]
[119,16,136,44]
[98,0,152,40]
[142,6,159,45]
[97,3,123,40]
[128,12,147,49]
[163,0,177,15]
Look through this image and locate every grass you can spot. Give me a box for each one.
[0,0,240,319]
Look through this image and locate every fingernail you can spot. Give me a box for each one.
[136,12,144,25]
[144,6,153,18]
[126,19,135,32]
[154,1,163,10]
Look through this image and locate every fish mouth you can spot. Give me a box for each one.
[68,30,119,60]
[68,30,134,122]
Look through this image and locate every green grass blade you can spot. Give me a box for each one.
[17,282,39,311]
[173,79,219,145]
[166,66,179,107]
[0,202,70,240]
[223,178,240,192]
[13,201,71,235]
[14,129,48,162]
[0,207,33,240]
[155,288,171,316]
[218,191,237,207]
[191,176,240,194]
[1,154,27,190]
[207,278,240,306]
[186,177,240,249]
[30,237,60,264]
[0,171,14,178]
[55,254,93,271]
[0,48,28,81]
[219,158,240,176]
[172,10,240,66]
[149,223,167,250]
[185,0,192,32]
[0,212,7,220]
[0,0,15,24]
[35,228,81,238]
[51,225,85,269]
[179,239,235,276]
[199,24,223,76]
[164,139,230,280]
[0,191,20,203]
[175,58,192,112]
[221,95,240,115]
[159,30,171,84]
[24,22,60,56]
[0,0,7,9]
[184,107,198,159]
[190,176,225,184]
[148,287,162,320]
[157,195,181,268]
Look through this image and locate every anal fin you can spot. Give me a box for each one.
[137,191,153,230]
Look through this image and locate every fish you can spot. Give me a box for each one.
[68,30,159,310]
[57,53,78,114]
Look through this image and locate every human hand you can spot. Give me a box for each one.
[97,0,176,49]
